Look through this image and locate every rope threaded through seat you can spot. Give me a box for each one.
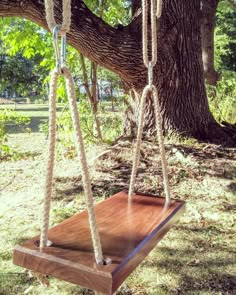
[40,69,58,249]
[152,85,171,205]
[129,0,171,206]
[41,0,104,264]
[63,66,104,264]
[39,66,104,264]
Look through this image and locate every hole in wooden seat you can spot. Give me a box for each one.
[34,240,53,247]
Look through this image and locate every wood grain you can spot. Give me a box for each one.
[14,191,185,294]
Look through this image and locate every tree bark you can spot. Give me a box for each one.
[201,0,221,85]
[124,0,235,145]
[0,0,234,145]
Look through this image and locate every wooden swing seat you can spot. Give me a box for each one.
[13,191,185,295]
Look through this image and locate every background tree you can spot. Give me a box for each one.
[215,0,236,71]
[0,0,235,145]
[201,0,221,85]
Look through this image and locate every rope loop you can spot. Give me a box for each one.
[142,0,161,68]
[156,0,163,18]
[129,0,171,205]
[129,84,171,205]
[45,0,71,35]
[128,84,151,198]
[142,0,162,67]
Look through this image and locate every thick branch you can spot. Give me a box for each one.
[0,0,143,84]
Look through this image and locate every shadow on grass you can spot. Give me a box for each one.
[171,144,235,161]
[141,240,236,295]
[13,106,62,113]
[6,116,48,133]
[175,273,236,295]
[54,159,133,200]
[14,106,49,112]
[220,198,236,212]
[0,272,33,295]
[54,184,84,201]
[227,182,236,192]
[54,178,124,201]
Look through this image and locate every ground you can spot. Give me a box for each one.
[0,104,235,295]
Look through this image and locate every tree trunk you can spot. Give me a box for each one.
[201,0,221,85]
[0,0,234,145]
[124,0,234,145]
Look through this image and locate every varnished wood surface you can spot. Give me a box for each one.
[14,191,185,294]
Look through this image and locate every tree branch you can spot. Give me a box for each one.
[79,53,92,101]
[226,0,236,9]
[0,0,143,83]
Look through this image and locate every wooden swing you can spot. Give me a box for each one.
[13,0,185,294]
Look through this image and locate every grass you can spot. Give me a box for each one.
[0,104,235,295]
[0,103,63,133]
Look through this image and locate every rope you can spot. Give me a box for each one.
[45,0,71,34]
[152,86,171,204]
[40,65,104,264]
[128,85,150,197]
[63,66,103,264]
[40,69,58,249]
[41,0,104,265]
[129,0,171,205]
[142,0,158,68]
[156,0,163,18]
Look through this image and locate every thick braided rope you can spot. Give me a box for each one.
[62,66,103,264]
[152,85,171,204]
[41,0,70,248]
[40,69,58,249]
[142,0,148,67]
[39,67,104,264]
[129,0,171,204]
[156,0,162,18]
[45,0,71,34]
[128,85,150,197]
[42,0,104,264]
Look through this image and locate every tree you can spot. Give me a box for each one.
[0,48,46,98]
[201,0,221,85]
[0,18,50,98]
[0,0,235,145]
[215,0,236,71]
[200,0,236,84]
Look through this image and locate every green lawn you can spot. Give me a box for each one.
[0,103,62,133]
